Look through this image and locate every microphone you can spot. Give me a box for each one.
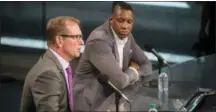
[144,44,173,83]
[97,74,129,102]
[144,44,168,65]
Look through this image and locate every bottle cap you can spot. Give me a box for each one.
[150,104,156,109]
[161,67,166,73]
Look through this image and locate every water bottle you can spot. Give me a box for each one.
[158,68,169,109]
[148,104,158,112]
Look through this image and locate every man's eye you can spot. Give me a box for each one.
[76,35,83,39]
[128,20,133,24]
[117,18,124,23]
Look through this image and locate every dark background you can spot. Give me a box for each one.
[0,2,203,54]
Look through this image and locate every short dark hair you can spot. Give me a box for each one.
[112,1,133,13]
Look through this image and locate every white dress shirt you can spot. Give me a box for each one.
[112,30,128,69]
[49,48,70,92]
[110,27,139,79]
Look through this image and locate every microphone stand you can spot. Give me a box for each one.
[158,58,164,74]
[115,92,121,112]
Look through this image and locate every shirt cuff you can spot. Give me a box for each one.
[129,67,139,78]
[124,74,130,87]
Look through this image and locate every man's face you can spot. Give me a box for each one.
[110,9,134,39]
[61,22,84,60]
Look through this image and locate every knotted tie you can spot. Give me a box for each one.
[66,66,73,111]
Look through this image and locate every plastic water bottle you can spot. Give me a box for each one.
[158,68,169,109]
[148,104,158,112]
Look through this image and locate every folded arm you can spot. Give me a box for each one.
[87,40,137,89]
[130,36,153,77]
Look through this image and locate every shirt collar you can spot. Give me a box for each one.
[49,48,69,70]
[110,26,128,45]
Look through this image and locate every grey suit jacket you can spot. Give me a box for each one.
[20,49,71,112]
[73,21,152,111]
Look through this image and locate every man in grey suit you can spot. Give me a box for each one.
[20,16,84,112]
[73,1,153,111]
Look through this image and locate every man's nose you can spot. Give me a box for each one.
[121,22,128,29]
[79,39,84,45]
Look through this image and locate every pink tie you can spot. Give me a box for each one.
[66,66,73,111]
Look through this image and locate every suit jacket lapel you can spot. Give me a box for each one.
[44,49,68,86]
[43,49,72,111]
[103,20,120,63]
[113,42,120,64]
[123,37,131,70]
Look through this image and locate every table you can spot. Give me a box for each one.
[96,80,200,111]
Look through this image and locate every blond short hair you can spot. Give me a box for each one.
[46,16,80,46]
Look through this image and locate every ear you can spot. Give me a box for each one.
[109,17,113,24]
[55,36,63,48]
